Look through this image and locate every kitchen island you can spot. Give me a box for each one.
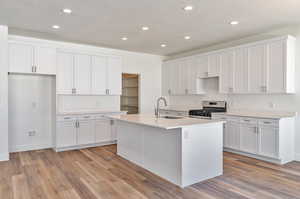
[110,114,225,187]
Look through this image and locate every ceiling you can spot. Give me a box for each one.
[1,0,300,56]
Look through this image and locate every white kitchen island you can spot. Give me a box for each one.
[110,114,225,188]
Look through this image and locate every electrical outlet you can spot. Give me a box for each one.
[28,131,36,136]
[32,102,37,108]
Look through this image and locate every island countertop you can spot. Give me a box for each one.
[109,114,225,130]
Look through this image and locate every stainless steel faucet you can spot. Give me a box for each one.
[155,97,167,118]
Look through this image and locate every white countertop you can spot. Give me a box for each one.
[213,110,297,119]
[57,110,127,116]
[109,114,224,130]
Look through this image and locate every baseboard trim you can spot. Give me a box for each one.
[295,153,300,162]
[10,144,53,153]
[0,153,9,161]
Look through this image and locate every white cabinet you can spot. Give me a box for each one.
[77,119,94,145]
[240,123,258,154]
[224,120,240,150]
[212,113,295,164]
[95,118,112,143]
[258,124,278,158]
[162,61,171,96]
[9,43,34,73]
[234,48,248,93]
[8,42,56,75]
[57,52,74,94]
[219,51,234,93]
[248,43,267,93]
[91,56,107,95]
[56,120,77,148]
[34,46,56,74]
[74,54,92,95]
[195,55,209,78]
[208,53,220,77]
[107,56,122,95]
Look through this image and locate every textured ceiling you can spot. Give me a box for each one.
[1,0,300,55]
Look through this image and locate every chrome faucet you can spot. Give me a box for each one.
[155,97,168,118]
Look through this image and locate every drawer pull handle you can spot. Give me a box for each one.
[244,120,250,122]
[84,116,91,118]
[263,121,272,124]
[64,117,71,119]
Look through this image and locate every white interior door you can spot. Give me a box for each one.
[91,56,107,95]
[74,54,92,95]
[267,40,286,93]
[248,44,267,93]
[95,119,111,143]
[35,46,57,75]
[107,56,122,95]
[56,52,74,94]
[8,43,34,73]
[77,120,95,145]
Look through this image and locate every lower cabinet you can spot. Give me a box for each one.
[56,113,121,151]
[56,120,77,148]
[212,114,295,164]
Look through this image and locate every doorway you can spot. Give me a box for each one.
[121,73,139,114]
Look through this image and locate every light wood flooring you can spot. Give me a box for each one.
[1,145,300,199]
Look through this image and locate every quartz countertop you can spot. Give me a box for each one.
[212,110,297,119]
[109,114,225,130]
[57,110,127,116]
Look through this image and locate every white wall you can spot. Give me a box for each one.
[57,45,163,114]
[167,26,300,161]
[0,26,9,161]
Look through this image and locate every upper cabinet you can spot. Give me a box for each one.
[8,42,56,75]
[162,35,296,95]
[56,51,122,96]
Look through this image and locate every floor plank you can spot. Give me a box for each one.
[0,146,299,199]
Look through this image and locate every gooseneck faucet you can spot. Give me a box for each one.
[155,97,168,118]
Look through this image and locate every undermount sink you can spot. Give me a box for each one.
[161,116,184,119]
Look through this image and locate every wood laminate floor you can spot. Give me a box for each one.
[1,145,300,199]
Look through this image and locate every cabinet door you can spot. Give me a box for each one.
[225,121,240,150]
[234,48,248,93]
[91,56,107,95]
[162,62,171,96]
[35,46,56,75]
[208,53,220,77]
[77,120,95,145]
[9,43,34,73]
[219,51,235,93]
[107,56,122,95]
[56,121,77,148]
[186,58,201,95]
[240,124,258,154]
[259,126,278,158]
[168,61,180,95]
[56,52,74,94]
[267,40,286,93]
[95,119,112,143]
[177,59,187,95]
[195,55,209,78]
[248,44,267,93]
[74,54,92,95]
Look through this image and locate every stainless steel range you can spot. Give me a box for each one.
[189,101,227,119]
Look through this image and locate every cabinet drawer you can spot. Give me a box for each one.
[258,119,279,127]
[94,114,106,119]
[212,114,227,120]
[77,115,94,120]
[240,117,258,124]
[57,115,77,122]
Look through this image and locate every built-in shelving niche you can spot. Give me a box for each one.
[121,73,139,114]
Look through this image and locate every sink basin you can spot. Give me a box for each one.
[161,116,184,119]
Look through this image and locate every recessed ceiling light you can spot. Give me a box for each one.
[142,26,149,31]
[121,37,128,41]
[161,44,167,48]
[230,21,239,25]
[184,36,191,40]
[62,8,72,14]
[52,25,60,29]
[183,5,193,11]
